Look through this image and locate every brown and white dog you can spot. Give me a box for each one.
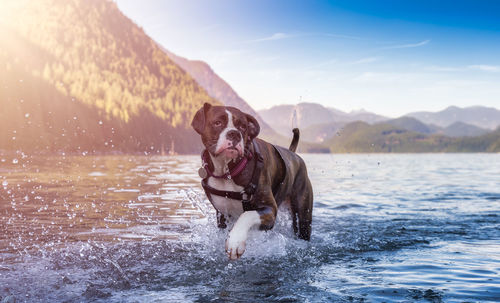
[192,103,313,260]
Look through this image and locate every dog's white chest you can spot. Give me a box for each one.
[207,177,244,218]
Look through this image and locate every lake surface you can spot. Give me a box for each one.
[0,153,499,302]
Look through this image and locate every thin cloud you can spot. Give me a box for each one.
[354,71,422,84]
[423,64,500,73]
[319,33,361,40]
[309,58,338,69]
[468,65,500,72]
[351,57,379,64]
[425,65,464,72]
[379,39,431,50]
[246,32,293,43]
[245,31,360,43]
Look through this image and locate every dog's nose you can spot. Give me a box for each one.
[227,130,241,142]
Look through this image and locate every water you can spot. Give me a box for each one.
[0,154,499,302]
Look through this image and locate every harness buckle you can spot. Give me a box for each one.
[241,191,253,202]
[241,191,249,201]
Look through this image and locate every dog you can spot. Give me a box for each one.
[191,103,313,260]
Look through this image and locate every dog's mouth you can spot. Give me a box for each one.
[213,138,244,160]
[218,147,239,159]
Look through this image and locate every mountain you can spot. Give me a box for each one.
[452,127,500,152]
[341,109,388,124]
[385,117,436,134]
[326,121,445,153]
[261,102,498,142]
[258,102,387,142]
[442,122,489,137]
[325,121,500,153]
[406,106,500,130]
[259,103,336,136]
[0,0,217,154]
[385,117,489,138]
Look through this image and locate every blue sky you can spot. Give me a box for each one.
[116,0,500,117]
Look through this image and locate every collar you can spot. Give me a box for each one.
[201,147,253,180]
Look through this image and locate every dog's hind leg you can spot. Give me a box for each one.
[291,177,313,241]
[291,201,299,236]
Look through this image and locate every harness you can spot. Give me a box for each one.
[200,140,264,211]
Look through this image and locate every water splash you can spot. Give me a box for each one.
[0,154,499,302]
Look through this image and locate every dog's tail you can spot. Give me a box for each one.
[288,128,300,152]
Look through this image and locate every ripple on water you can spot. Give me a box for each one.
[0,154,499,302]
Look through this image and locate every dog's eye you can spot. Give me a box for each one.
[214,120,222,127]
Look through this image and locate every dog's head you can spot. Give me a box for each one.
[191,103,260,160]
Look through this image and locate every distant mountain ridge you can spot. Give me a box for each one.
[326,121,500,153]
[259,103,498,143]
[385,117,489,138]
[406,106,500,130]
[258,102,388,141]
[385,117,438,134]
[442,121,489,137]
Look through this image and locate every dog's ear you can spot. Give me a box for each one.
[245,113,260,140]
[191,103,212,134]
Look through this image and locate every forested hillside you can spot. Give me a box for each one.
[326,121,500,153]
[0,0,217,154]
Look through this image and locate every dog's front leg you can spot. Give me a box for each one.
[225,210,261,260]
[225,188,278,260]
[225,201,277,260]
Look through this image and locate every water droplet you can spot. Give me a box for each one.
[25,113,30,118]
[99,120,103,125]
[12,158,18,164]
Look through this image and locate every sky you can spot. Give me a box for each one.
[116,0,500,117]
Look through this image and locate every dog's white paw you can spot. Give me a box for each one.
[224,211,260,260]
[225,231,246,260]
